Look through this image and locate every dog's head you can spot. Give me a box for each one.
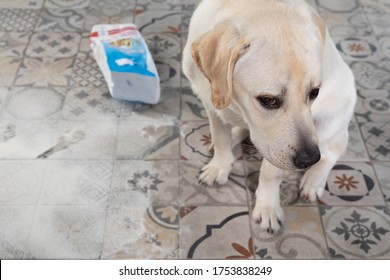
[191,5,326,170]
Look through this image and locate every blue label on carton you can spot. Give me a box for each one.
[103,39,156,77]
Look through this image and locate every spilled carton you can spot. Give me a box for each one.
[90,24,160,104]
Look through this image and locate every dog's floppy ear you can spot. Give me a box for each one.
[191,25,250,109]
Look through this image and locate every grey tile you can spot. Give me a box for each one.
[36,9,86,32]
[0,9,40,32]
[26,32,81,58]
[321,206,390,259]
[355,89,390,123]
[361,0,390,14]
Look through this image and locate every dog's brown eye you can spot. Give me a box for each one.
[309,87,320,101]
[257,96,281,109]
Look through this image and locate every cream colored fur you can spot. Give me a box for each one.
[182,0,356,233]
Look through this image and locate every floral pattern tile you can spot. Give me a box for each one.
[0,0,43,9]
[180,161,248,206]
[144,33,181,60]
[321,206,390,259]
[320,162,384,206]
[334,36,383,61]
[180,206,252,259]
[252,207,329,259]
[15,57,74,87]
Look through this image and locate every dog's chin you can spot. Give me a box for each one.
[259,151,297,171]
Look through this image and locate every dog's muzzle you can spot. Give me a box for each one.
[293,146,321,169]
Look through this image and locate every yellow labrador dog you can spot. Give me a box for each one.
[182,0,356,233]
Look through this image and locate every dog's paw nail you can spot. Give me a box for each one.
[267,227,274,235]
[254,218,262,225]
[277,219,282,226]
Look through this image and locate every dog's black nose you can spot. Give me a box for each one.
[293,146,321,169]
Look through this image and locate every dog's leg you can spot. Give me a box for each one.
[199,109,234,186]
[208,126,248,152]
[300,129,348,201]
[252,159,284,233]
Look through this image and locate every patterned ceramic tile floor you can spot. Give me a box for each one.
[0,0,389,260]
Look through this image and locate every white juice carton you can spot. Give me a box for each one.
[90,24,160,104]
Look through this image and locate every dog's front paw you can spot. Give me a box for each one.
[198,158,232,186]
[299,171,326,202]
[252,203,284,234]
